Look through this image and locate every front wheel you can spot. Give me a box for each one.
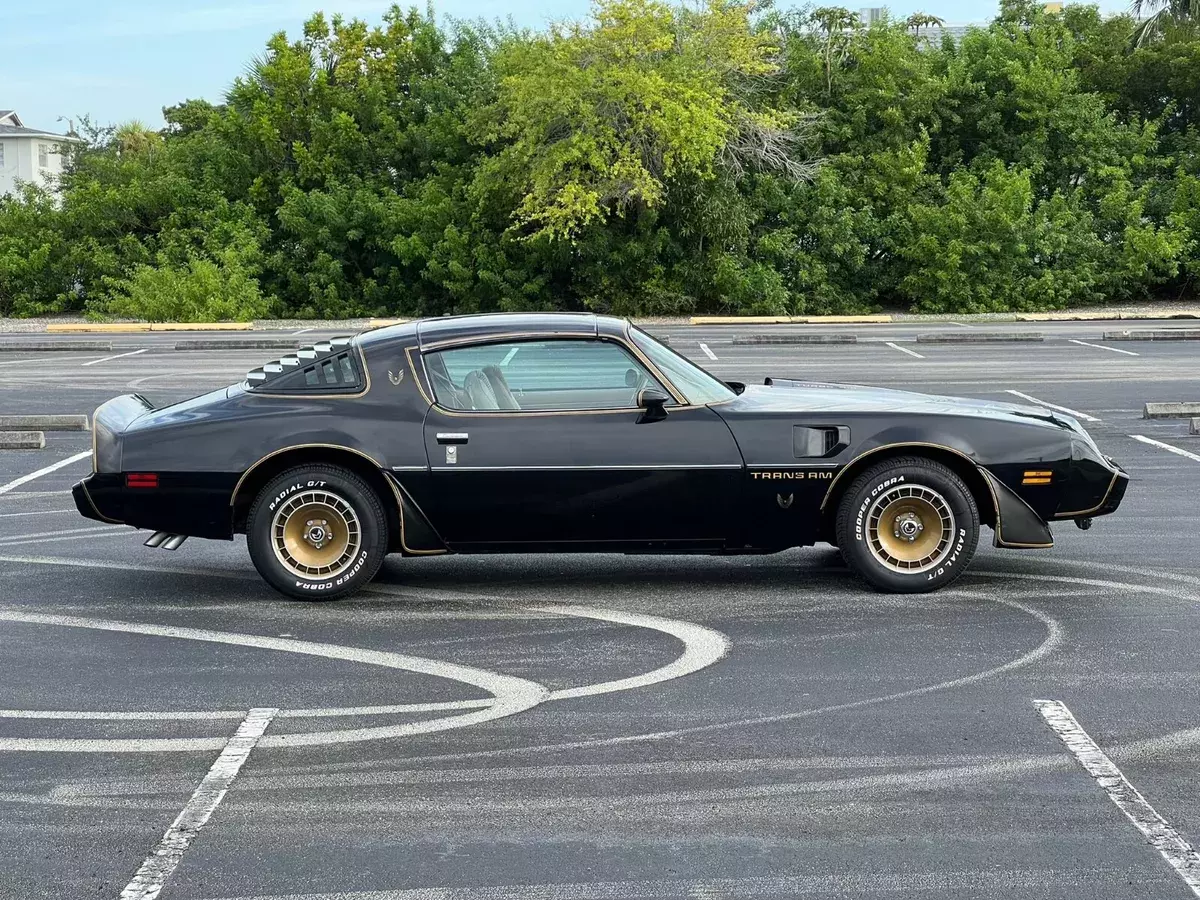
[246,464,388,601]
[835,457,979,593]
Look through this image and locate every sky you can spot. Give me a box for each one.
[4,0,1130,133]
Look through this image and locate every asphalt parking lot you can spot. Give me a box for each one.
[1,322,1199,900]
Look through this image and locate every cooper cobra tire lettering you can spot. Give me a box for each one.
[247,466,387,602]
[854,475,906,542]
[835,458,980,594]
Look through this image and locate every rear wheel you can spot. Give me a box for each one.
[247,464,388,600]
[835,457,979,593]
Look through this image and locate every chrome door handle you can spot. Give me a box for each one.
[436,432,469,445]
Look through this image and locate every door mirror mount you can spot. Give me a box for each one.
[636,387,670,423]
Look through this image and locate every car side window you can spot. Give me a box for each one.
[424,339,666,412]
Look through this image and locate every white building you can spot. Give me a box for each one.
[0,110,82,198]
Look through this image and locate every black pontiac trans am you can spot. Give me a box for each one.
[74,313,1128,599]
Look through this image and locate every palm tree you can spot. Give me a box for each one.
[905,11,945,36]
[114,120,162,156]
[1131,0,1200,45]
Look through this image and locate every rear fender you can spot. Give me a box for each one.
[92,394,155,473]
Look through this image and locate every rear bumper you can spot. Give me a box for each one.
[73,471,237,539]
[73,474,125,524]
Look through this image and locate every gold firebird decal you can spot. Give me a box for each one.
[752,470,834,480]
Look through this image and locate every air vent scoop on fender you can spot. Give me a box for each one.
[794,425,851,458]
[244,337,363,393]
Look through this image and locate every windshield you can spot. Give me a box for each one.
[629,326,736,405]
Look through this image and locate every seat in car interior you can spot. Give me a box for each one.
[482,365,520,409]
[463,369,500,410]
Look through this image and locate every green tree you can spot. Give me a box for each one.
[1131,0,1200,45]
[484,0,809,241]
[2,0,1199,321]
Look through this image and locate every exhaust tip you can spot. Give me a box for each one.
[144,531,169,548]
[161,534,188,551]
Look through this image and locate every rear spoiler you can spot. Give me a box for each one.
[92,394,155,473]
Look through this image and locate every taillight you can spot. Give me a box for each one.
[126,473,159,489]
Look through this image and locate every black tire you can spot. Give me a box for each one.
[834,456,979,593]
[246,464,388,601]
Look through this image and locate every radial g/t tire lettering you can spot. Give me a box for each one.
[247,464,388,601]
[835,456,979,593]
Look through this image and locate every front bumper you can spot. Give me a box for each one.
[1054,455,1128,521]
[1093,460,1129,517]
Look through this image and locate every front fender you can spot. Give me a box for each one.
[983,469,1054,549]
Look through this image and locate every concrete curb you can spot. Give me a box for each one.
[0,432,45,450]
[174,339,300,351]
[46,323,253,333]
[366,318,410,328]
[1143,402,1200,419]
[0,415,89,431]
[47,323,152,333]
[916,332,1044,343]
[1105,330,1200,341]
[690,315,892,325]
[732,334,857,345]
[803,315,892,324]
[0,340,113,352]
[150,323,253,332]
[1018,311,1200,322]
[692,316,791,325]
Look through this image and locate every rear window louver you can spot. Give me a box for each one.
[244,338,363,393]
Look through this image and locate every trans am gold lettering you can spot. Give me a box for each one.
[752,470,834,480]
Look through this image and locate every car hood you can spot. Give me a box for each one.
[731,379,1075,428]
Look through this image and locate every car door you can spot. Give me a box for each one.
[418,337,744,551]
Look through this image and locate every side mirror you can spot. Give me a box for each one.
[636,387,670,423]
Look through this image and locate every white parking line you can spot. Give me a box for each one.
[0,525,121,543]
[0,530,129,549]
[534,605,729,700]
[0,450,91,496]
[394,593,1063,765]
[82,348,148,367]
[699,342,718,361]
[0,574,730,752]
[119,707,278,900]
[0,509,74,519]
[1034,699,1200,897]
[0,698,493,722]
[184,870,1170,900]
[1131,434,1200,464]
[1003,390,1101,422]
[1069,339,1139,357]
[0,528,129,549]
[885,341,925,359]
[0,355,69,367]
[0,609,549,752]
[950,321,976,329]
